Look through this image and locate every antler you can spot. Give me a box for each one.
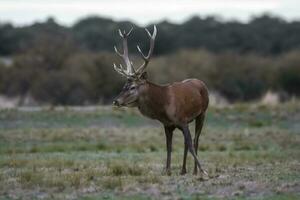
[135,25,157,75]
[113,27,135,77]
[113,25,157,78]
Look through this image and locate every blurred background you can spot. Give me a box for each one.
[0,0,300,107]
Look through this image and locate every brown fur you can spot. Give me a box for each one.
[138,79,209,126]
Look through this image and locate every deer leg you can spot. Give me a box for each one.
[164,126,174,175]
[193,113,205,175]
[181,125,207,176]
[181,141,188,175]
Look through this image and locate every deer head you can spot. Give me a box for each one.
[112,25,157,107]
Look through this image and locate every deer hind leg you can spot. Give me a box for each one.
[193,113,206,175]
[164,126,175,175]
[181,124,207,176]
[181,140,188,175]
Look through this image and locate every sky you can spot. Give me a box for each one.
[0,0,299,26]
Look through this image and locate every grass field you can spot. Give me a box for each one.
[0,103,299,200]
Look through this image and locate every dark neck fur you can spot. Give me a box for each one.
[137,81,170,122]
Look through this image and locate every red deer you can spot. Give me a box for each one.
[112,26,209,175]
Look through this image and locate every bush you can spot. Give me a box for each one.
[150,49,216,85]
[212,53,271,101]
[0,62,8,93]
[277,51,300,96]
[150,50,273,102]
[31,71,89,105]
[1,46,299,105]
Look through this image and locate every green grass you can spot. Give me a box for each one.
[0,103,299,199]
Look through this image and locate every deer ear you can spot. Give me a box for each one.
[139,72,148,80]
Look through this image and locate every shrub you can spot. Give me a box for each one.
[277,51,300,96]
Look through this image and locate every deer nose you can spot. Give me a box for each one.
[113,100,120,106]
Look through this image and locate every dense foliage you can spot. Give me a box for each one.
[1,15,300,56]
[0,14,299,105]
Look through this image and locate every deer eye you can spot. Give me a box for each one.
[130,86,136,90]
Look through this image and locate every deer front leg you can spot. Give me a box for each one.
[164,126,174,175]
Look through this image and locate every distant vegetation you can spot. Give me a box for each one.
[2,14,300,56]
[0,14,300,105]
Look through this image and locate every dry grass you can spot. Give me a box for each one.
[0,103,299,199]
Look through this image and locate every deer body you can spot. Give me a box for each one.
[112,26,209,175]
[138,79,208,126]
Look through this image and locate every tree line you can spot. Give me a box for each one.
[1,14,300,56]
[0,14,299,105]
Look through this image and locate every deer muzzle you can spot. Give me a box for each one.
[112,100,120,107]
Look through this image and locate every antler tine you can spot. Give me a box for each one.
[137,45,146,60]
[114,46,123,57]
[145,25,157,38]
[114,45,128,76]
[113,27,136,77]
[118,29,123,37]
[113,63,127,77]
[122,33,135,75]
[136,25,157,75]
[126,27,133,37]
[118,27,133,38]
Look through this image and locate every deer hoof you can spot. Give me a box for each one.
[201,169,209,176]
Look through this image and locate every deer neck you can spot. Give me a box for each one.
[137,81,170,122]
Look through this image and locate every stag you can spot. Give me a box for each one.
[112,26,209,175]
